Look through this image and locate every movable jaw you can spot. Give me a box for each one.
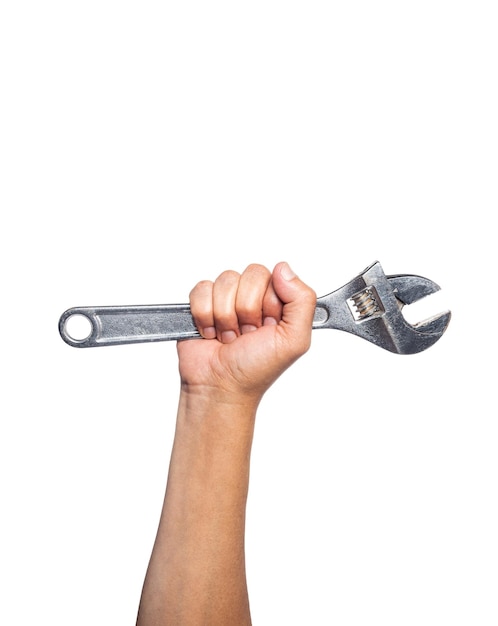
[313,262,451,354]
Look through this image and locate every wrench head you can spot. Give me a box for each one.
[360,263,451,354]
[314,262,451,354]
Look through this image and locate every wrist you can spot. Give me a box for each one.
[176,385,260,453]
[179,382,262,416]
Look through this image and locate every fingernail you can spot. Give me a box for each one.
[221,330,237,343]
[280,262,296,281]
[203,326,216,339]
[263,316,277,326]
[241,324,257,334]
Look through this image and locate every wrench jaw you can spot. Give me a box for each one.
[386,274,451,354]
[385,309,452,355]
[386,274,442,306]
[411,310,452,336]
[313,262,451,354]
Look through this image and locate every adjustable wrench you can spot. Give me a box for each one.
[58,261,451,355]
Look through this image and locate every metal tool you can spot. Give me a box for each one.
[58,261,450,354]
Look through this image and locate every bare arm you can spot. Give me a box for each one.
[136,262,316,625]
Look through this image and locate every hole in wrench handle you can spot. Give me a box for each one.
[59,304,201,347]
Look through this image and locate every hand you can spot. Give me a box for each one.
[177,262,317,402]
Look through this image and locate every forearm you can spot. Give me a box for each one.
[136,388,258,625]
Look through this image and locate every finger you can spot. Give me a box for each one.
[189,280,216,339]
[235,264,272,333]
[213,269,241,343]
[270,262,317,354]
[262,279,283,326]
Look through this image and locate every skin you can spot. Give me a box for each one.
[136,262,317,625]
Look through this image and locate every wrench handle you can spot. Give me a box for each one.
[59,305,201,348]
[59,301,332,348]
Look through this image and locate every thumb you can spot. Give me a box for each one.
[271,262,317,349]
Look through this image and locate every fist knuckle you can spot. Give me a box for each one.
[190,279,212,298]
[246,263,270,278]
[217,269,240,285]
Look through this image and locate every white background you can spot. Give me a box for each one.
[1,2,497,624]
